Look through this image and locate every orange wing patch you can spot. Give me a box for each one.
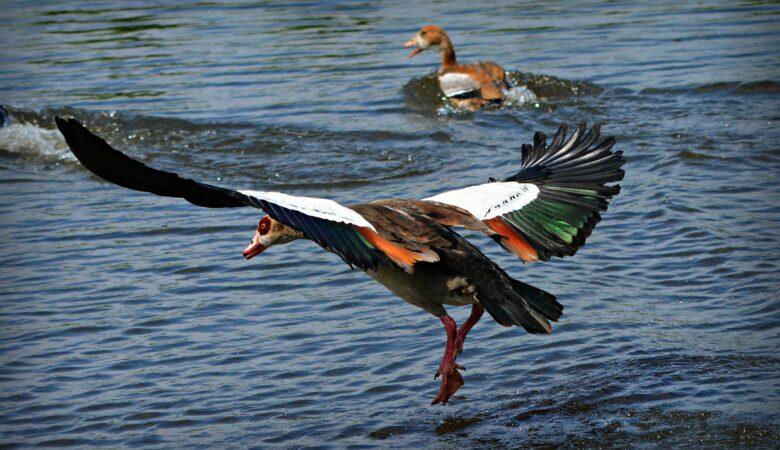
[465,62,506,100]
[358,228,439,272]
[485,217,539,262]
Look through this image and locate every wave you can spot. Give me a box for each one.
[641,80,780,96]
[0,108,74,163]
[403,71,603,114]
[0,106,445,189]
[402,73,778,115]
[507,72,604,98]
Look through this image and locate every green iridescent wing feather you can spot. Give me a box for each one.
[501,123,624,261]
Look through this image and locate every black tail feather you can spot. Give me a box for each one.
[475,273,561,334]
[510,278,562,322]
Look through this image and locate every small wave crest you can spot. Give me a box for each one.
[0,120,74,163]
[0,106,445,187]
[641,80,780,96]
[506,71,603,98]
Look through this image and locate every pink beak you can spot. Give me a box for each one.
[243,241,266,260]
[404,38,423,59]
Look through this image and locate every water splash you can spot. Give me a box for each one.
[502,85,539,107]
[0,122,74,163]
[404,71,601,114]
[506,71,603,98]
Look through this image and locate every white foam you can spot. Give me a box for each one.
[0,123,75,162]
[503,85,539,106]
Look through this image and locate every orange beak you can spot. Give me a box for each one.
[243,241,266,260]
[404,38,423,59]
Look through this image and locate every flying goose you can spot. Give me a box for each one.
[55,117,624,404]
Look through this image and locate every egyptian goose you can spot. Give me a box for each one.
[404,25,512,110]
[56,117,624,404]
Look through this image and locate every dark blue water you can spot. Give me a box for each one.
[1,1,779,447]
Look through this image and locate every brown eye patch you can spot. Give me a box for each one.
[257,216,271,235]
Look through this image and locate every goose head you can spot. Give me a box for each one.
[404,25,449,59]
[243,216,303,259]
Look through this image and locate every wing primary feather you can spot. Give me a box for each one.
[55,117,250,208]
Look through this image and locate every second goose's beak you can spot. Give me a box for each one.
[404,37,423,59]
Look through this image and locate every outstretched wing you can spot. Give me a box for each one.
[55,117,431,272]
[425,123,624,262]
[56,116,249,208]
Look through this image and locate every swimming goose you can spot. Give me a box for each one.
[404,25,511,110]
[55,117,623,404]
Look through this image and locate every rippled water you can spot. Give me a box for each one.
[1,1,779,447]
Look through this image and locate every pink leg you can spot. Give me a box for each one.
[454,304,484,358]
[431,315,465,405]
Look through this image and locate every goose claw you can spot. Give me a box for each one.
[431,365,464,405]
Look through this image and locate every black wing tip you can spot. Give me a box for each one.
[54,115,113,167]
[55,116,83,156]
[512,122,621,180]
[53,115,250,209]
[54,115,75,133]
[500,122,625,261]
[55,116,91,149]
[54,115,66,132]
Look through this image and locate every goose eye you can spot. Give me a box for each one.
[420,30,427,36]
[257,217,271,235]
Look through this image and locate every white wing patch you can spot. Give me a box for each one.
[439,73,480,97]
[239,190,376,231]
[424,182,539,220]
